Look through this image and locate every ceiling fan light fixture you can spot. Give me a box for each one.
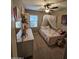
[45,9,50,13]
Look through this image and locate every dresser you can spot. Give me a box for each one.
[22,28,34,57]
[17,28,34,58]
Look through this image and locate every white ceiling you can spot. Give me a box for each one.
[21,0,67,11]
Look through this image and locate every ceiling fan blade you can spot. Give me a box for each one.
[51,7,58,9]
[44,3,54,7]
[50,9,53,11]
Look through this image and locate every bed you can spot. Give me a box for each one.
[39,26,63,46]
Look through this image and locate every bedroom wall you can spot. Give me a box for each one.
[52,9,67,29]
[25,9,67,31]
[25,10,46,29]
[12,0,24,10]
[11,0,17,57]
[11,0,25,57]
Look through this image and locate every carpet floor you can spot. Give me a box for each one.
[33,31,66,59]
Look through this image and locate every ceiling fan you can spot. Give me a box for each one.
[43,3,58,13]
[35,0,58,13]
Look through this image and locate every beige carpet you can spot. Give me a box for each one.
[33,31,65,59]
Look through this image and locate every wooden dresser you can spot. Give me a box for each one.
[17,28,34,58]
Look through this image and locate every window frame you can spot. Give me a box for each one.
[29,15,38,28]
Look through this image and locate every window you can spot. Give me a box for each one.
[16,21,21,29]
[30,15,38,27]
